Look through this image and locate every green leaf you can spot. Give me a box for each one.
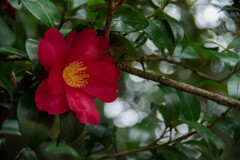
[0,72,13,102]
[184,120,224,152]
[125,32,148,48]
[0,61,14,78]
[151,0,168,8]
[0,17,15,46]
[87,0,106,12]
[21,0,60,28]
[25,39,40,72]
[176,90,201,122]
[227,37,240,49]
[200,80,227,92]
[95,4,149,32]
[178,43,200,59]
[227,74,240,99]
[67,5,93,21]
[85,123,116,155]
[60,110,85,143]
[67,0,88,11]
[0,119,20,135]
[158,146,189,160]
[215,117,240,143]
[220,6,240,12]
[154,9,184,44]
[157,86,180,127]
[15,148,38,160]
[144,19,175,54]
[205,50,238,67]
[203,100,228,123]
[0,46,28,58]
[43,143,80,160]
[17,89,54,149]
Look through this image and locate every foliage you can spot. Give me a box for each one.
[1,0,240,160]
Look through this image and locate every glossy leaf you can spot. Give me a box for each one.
[67,0,88,11]
[85,123,116,155]
[144,19,175,54]
[157,86,180,127]
[125,32,148,48]
[0,61,14,78]
[176,90,201,122]
[60,110,85,143]
[203,100,228,123]
[227,74,240,99]
[0,72,13,102]
[184,120,224,152]
[0,17,15,46]
[95,4,149,32]
[17,89,54,149]
[0,119,20,135]
[15,148,38,160]
[178,43,200,59]
[43,143,80,160]
[25,39,40,72]
[21,0,60,28]
[200,80,227,92]
[205,50,238,67]
[151,0,168,8]
[0,46,28,58]
[220,6,240,12]
[227,36,240,49]
[67,5,93,21]
[215,117,240,143]
[158,146,189,160]
[155,9,184,44]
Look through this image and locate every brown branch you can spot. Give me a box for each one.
[104,0,127,38]
[104,0,115,38]
[117,62,240,109]
[113,134,121,160]
[122,57,236,82]
[114,0,127,11]
[2,55,27,61]
[95,100,233,160]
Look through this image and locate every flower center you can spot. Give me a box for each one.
[62,61,89,88]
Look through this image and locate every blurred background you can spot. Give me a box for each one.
[1,0,240,160]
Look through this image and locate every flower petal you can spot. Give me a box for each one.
[65,86,100,125]
[65,86,87,111]
[99,54,116,65]
[38,28,66,71]
[35,80,69,114]
[66,30,77,54]
[47,61,64,95]
[66,29,109,64]
[86,61,120,90]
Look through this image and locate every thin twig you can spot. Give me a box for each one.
[104,0,115,38]
[117,62,240,109]
[95,101,233,160]
[2,55,27,61]
[122,57,236,82]
[114,0,127,11]
[113,134,120,160]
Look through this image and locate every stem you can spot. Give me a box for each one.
[117,62,240,109]
[122,57,236,82]
[95,103,233,160]
[104,0,115,38]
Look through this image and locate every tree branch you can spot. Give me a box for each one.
[95,101,233,160]
[117,62,240,109]
[104,0,115,38]
[114,0,127,11]
[122,57,236,82]
[104,0,127,38]
[2,55,27,61]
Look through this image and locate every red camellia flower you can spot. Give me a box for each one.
[35,28,120,125]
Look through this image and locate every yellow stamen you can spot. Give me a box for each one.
[62,61,89,88]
